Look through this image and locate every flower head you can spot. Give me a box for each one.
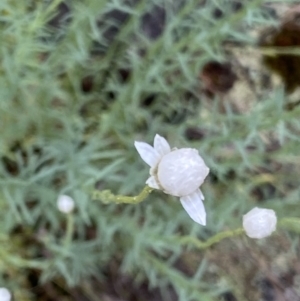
[57,195,75,214]
[243,207,277,239]
[135,134,209,225]
[0,288,11,301]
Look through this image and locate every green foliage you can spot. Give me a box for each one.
[0,0,300,299]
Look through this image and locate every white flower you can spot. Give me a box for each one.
[135,134,209,225]
[243,207,277,239]
[57,195,75,214]
[0,288,11,301]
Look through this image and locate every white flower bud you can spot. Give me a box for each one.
[135,134,209,225]
[57,195,75,214]
[0,288,11,301]
[157,148,209,197]
[243,207,277,239]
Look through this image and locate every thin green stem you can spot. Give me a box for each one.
[92,185,153,204]
[168,228,245,250]
[167,217,300,251]
[63,213,74,248]
[278,217,300,234]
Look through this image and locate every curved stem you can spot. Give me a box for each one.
[157,229,244,251]
[171,228,245,250]
[92,185,153,204]
[169,217,300,250]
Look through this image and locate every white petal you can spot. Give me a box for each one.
[134,141,161,167]
[180,189,206,225]
[199,189,205,200]
[154,134,171,156]
[146,176,160,190]
[0,288,11,301]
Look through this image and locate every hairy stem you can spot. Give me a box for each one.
[168,228,245,250]
[92,185,153,204]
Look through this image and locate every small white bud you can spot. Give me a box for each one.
[157,148,209,197]
[0,288,11,301]
[243,207,277,239]
[57,195,75,214]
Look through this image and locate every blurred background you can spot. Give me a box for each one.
[1,0,300,300]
